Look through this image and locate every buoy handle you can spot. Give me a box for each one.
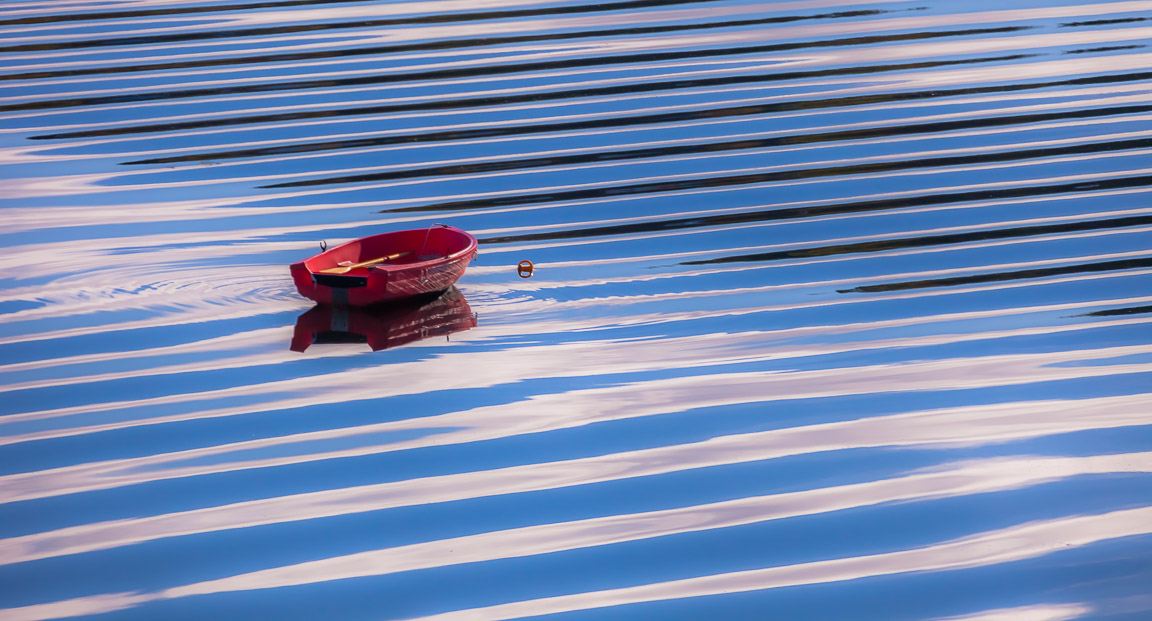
[517,260,534,278]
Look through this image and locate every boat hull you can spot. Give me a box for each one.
[290,225,477,307]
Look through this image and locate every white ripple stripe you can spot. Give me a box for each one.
[931,602,1093,621]
[0,506,1147,621]
[413,506,1152,621]
[149,452,1152,596]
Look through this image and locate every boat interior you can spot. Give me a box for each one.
[307,227,473,272]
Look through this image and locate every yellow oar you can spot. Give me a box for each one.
[319,251,410,274]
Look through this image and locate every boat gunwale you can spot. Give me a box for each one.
[300,226,477,276]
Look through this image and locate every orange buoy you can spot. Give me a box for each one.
[517,260,534,278]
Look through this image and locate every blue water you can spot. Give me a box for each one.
[1,1,1151,619]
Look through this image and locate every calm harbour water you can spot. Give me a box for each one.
[1,0,1151,619]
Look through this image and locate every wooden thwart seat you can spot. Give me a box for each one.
[319,251,411,274]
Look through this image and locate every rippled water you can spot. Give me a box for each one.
[2,1,1151,619]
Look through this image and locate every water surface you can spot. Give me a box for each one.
[1,1,1151,619]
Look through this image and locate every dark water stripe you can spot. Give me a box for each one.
[479,175,1152,244]
[838,257,1152,293]
[43,53,1148,144]
[0,0,725,51]
[1061,16,1151,27]
[260,103,1152,188]
[0,0,403,26]
[682,215,1152,266]
[0,9,889,82]
[145,84,1138,167]
[1064,44,1147,54]
[3,28,1029,115]
[385,137,1152,213]
[1081,304,1152,317]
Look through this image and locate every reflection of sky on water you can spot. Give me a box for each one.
[2,1,1151,620]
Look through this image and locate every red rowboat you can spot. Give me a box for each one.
[290,286,476,352]
[290,224,478,307]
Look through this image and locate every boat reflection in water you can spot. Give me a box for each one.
[290,286,476,352]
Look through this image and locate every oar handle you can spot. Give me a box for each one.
[319,251,410,274]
